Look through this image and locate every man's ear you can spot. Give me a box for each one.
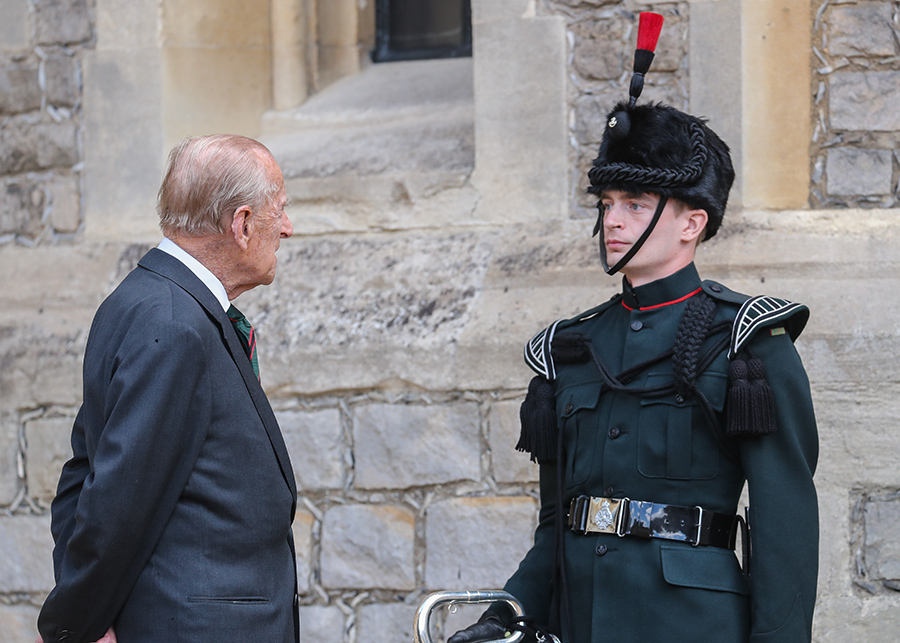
[681,208,708,243]
[231,206,252,250]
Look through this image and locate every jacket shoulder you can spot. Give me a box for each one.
[523,297,620,380]
[703,281,810,358]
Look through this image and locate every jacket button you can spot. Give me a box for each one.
[58,632,70,642]
[630,320,643,331]
[564,403,574,414]
[596,543,608,556]
[675,394,685,404]
[710,284,722,292]
[608,426,621,439]
[605,486,615,497]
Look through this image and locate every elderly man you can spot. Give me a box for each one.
[38,134,298,643]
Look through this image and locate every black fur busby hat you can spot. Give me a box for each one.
[586,12,735,242]
[587,102,735,240]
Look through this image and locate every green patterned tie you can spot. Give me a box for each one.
[227,305,259,379]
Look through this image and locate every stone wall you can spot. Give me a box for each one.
[4,0,900,642]
[0,0,89,245]
[811,0,900,207]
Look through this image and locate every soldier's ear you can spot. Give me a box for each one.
[681,208,708,244]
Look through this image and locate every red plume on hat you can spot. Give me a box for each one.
[629,12,665,107]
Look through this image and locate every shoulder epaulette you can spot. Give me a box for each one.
[728,295,809,359]
[524,320,563,380]
[523,297,620,380]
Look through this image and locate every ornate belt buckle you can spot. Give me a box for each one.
[588,497,625,535]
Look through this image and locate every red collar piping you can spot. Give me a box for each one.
[622,286,703,311]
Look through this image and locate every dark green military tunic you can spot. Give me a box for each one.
[503,263,818,643]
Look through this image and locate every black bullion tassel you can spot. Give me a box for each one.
[517,376,558,462]
[727,357,777,437]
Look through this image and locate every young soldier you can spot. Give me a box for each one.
[449,13,818,643]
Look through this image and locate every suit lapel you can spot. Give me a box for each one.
[137,249,298,507]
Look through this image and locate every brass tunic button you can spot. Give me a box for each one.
[630,320,643,331]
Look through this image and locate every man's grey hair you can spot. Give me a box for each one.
[157,134,281,237]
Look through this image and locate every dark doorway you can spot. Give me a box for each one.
[373,0,472,62]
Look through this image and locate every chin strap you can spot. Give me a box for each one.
[594,195,669,275]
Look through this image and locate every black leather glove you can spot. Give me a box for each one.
[447,612,509,643]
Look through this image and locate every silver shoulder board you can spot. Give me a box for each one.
[524,320,563,381]
[729,295,806,359]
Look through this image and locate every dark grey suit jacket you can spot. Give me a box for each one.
[38,249,299,643]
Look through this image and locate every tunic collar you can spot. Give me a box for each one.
[621,262,702,311]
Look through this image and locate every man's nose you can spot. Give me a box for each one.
[281,213,294,238]
[603,204,624,228]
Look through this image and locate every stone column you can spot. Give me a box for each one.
[689,0,812,212]
[471,0,569,224]
[271,0,309,111]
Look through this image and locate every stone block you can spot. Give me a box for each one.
[813,596,900,642]
[827,3,896,58]
[48,173,82,233]
[472,0,537,24]
[320,504,415,590]
[25,415,74,501]
[34,0,92,45]
[425,496,536,590]
[82,49,164,242]
[573,90,620,146]
[0,323,86,413]
[36,120,79,169]
[293,508,314,593]
[298,604,345,642]
[0,118,78,174]
[0,514,55,593]
[278,408,345,491]
[0,414,20,506]
[571,19,625,81]
[0,603,41,643]
[651,13,686,73]
[352,403,481,489]
[161,45,271,148]
[826,148,893,197]
[356,602,417,643]
[472,16,569,223]
[0,0,31,50]
[0,177,45,238]
[44,53,81,108]
[95,0,159,51]
[489,400,538,484]
[0,58,41,115]
[830,71,900,132]
[163,0,270,48]
[863,497,900,582]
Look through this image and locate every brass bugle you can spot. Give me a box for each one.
[413,589,526,643]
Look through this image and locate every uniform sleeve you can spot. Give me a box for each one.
[740,331,818,642]
[500,461,558,628]
[38,319,212,643]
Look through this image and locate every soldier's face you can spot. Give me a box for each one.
[600,190,701,286]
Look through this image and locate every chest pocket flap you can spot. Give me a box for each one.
[557,380,602,486]
[638,371,727,480]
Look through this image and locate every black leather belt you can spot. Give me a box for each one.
[567,495,740,549]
